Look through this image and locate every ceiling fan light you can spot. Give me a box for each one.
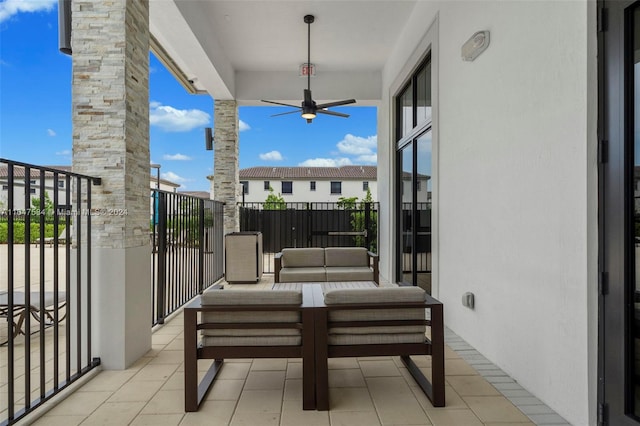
[301,106,316,119]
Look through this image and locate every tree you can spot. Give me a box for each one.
[31,191,55,221]
[337,196,358,210]
[264,187,286,210]
[351,188,377,252]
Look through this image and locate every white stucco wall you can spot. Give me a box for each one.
[239,178,378,203]
[379,1,597,425]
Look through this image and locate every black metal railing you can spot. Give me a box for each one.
[239,202,379,273]
[0,158,101,425]
[151,190,224,325]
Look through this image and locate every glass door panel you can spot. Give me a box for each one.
[632,4,640,417]
[400,145,414,284]
[416,132,432,293]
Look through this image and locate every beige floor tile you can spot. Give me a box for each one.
[152,334,177,346]
[366,377,431,425]
[359,360,402,377]
[446,375,500,397]
[483,423,534,426]
[32,414,87,425]
[328,387,375,412]
[81,401,145,425]
[141,389,184,414]
[131,413,184,425]
[235,389,283,413]
[218,362,251,380]
[162,371,184,391]
[394,355,431,368]
[286,362,302,379]
[180,400,236,426]
[46,391,112,416]
[131,363,179,382]
[147,349,184,365]
[79,370,137,392]
[328,357,359,369]
[445,359,478,376]
[463,396,531,423]
[426,408,483,426]
[243,371,285,390]
[128,356,153,371]
[280,399,329,426]
[251,358,287,371]
[415,385,468,411]
[284,378,302,401]
[444,347,461,359]
[328,368,366,388]
[329,411,382,426]
[165,338,184,351]
[230,410,280,426]
[153,325,183,336]
[108,380,164,403]
[205,379,244,401]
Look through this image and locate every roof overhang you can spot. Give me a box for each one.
[149,1,418,105]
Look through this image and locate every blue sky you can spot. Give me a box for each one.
[0,1,377,191]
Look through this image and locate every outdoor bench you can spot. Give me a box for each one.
[274,247,379,284]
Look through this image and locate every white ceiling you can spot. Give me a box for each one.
[150,0,417,104]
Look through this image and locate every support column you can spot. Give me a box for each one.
[213,100,240,235]
[72,0,151,369]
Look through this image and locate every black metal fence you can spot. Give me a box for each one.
[0,159,101,425]
[151,190,224,325]
[239,202,379,273]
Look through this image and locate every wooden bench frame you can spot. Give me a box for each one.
[311,285,445,411]
[183,285,317,411]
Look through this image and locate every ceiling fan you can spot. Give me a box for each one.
[261,15,356,124]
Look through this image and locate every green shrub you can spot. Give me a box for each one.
[0,222,65,244]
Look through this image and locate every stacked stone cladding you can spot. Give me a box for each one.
[213,100,239,235]
[72,0,150,249]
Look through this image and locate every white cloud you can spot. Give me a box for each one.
[161,171,189,183]
[298,158,353,167]
[150,102,210,132]
[239,120,251,132]
[0,0,56,23]
[163,153,192,161]
[336,134,377,156]
[55,149,71,156]
[47,128,56,137]
[259,151,283,161]
[356,154,377,164]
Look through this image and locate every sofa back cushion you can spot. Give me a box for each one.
[281,247,325,268]
[325,247,369,267]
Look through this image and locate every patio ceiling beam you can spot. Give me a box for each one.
[149,0,234,99]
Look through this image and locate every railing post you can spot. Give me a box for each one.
[156,192,167,324]
[198,199,205,294]
[364,202,371,250]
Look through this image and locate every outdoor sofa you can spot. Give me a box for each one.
[183,284,445,412]
[183,285,316,411]
[274,247,379,284]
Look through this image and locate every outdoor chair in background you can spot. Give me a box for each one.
[0,290,67,344]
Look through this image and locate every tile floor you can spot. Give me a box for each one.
[26,278,570,426]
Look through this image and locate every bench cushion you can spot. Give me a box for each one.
[324,247,369,267]
[281,247,325,268]
[324,287,427,345]
[280,267,326,283]
[325,266,373,282]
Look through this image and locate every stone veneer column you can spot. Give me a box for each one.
[72,0,151,369]
[214,100,240,235]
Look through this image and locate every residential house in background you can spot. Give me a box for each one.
[0,165,180,211]
[238,165,377,203]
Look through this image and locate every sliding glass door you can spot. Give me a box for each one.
[395,54,432,293]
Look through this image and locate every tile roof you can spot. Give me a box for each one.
[0,165,72,179]
[239,166,377,180]
[178,191,211,199]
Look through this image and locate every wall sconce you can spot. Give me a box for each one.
[205,127,213,150]
[461,31,490,61]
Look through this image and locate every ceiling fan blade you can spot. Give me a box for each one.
[261,100,300,108]
[303,89,313,104]
[271,109,302,117]
[316,109,350,118]
[316,99,356,109]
